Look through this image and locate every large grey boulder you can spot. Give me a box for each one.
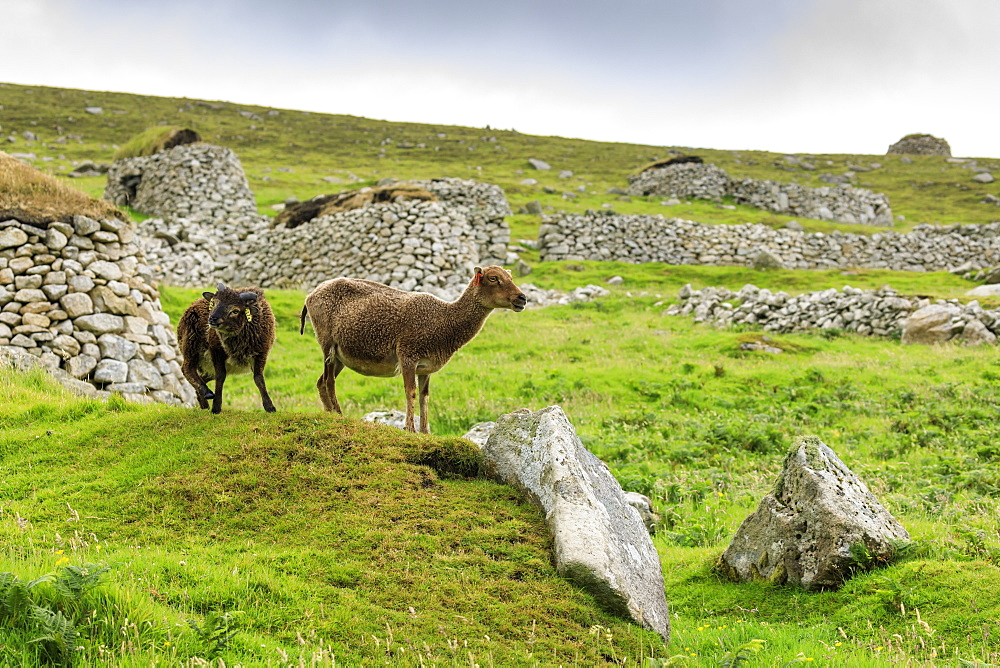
[901,304,958,344]
[719,436,909,590]
[481,406,670,642]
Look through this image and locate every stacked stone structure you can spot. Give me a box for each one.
[104,143,258,222]
[136,177,512,299]
[0,216,195,405]
[886,134,951,156]
[666,282,1000,345]
[538,211,1000,272]
[627,163,893,226]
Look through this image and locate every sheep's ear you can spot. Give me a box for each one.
[202,292,215,301]
[238,292,259,304]
[473,267,483,285]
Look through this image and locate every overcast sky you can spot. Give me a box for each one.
[4,0,998,157]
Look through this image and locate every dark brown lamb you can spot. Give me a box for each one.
[178,282,277,414]
[299,265,527,433]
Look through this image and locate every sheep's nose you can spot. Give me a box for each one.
[512,293,527,311]
[208,317,221,328]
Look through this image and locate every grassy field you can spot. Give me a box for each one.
[2,82,1000,665]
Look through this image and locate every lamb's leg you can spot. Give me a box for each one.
[252,354,276,413]
[418,374,430,434]
[180,340,213,409]
[210,348,228,414]
[317,348,344,413]
[402,363,418,432]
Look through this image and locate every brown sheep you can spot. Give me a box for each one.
[299,266,527,433]
[178,282,277,414]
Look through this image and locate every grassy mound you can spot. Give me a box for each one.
[112,126,202,161]
[0,151,126,226]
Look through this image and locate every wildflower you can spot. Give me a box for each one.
[55,556,70,567]
[95,544,102,551]
[55,549,64,554]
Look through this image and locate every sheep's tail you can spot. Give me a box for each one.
[299,304,309,335]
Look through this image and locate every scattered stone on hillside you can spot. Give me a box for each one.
[973,172,995,184]
[461,421,496,447]
[718,436,910,590]
[104,143,257,222]
[606,275,624,285]
[624,492,657,534]
[901,304,961,345]
[528,158,551,171]
[626,162,892,225]
[363,410,407,430]
[481,406,670,641]
[966,284,1000,297]
[84,107,103,115]
[886,133,951,156]
[68,161,109,178]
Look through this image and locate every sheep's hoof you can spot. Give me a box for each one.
[211,407,222,414]
[204,390,215,400]
[264,405,276,413]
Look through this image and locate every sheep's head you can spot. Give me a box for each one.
[203,282,261,332]
[472,266,527,312]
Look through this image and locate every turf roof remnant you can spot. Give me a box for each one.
[0,151,127,228]
[273,183,437,228]
[112,126,202,161]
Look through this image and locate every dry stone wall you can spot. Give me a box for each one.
[666,282,1000,345]
[137,178,512,299]
[538,210,1000,272]
[627,163,893,226]
[0,217,195,405]
[104,144,258,222]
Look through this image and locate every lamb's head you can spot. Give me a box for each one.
[471,266,527,312]
[203,282,261,333]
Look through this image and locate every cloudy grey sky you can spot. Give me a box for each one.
[4,0,998,157]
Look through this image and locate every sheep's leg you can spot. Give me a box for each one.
[252,354,276,413]
[317,348,344,413]
[418,374,430,434]
[401,363,418,433]
[180,342,213,409]
[210,349,228,414]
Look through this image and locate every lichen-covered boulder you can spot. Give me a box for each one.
[901,304,960,345]
[887,133,951,156]
[719,436,909,590]
[481,405,670,642]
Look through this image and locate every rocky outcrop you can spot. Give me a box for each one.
[887,134,951,157]
[719,436,910,590]
[538,210,1000,272]
[666,283,1000,344]
[104,143,258,222]
[480,406,670,642]
[0,217,194,405]
[626,163,892,226]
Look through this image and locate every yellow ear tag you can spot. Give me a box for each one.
[210,299,217,308]
[245,308,253,322]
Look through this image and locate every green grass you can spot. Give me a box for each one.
[5,263,1000,664]
[2,81,998,235]
[4,81,1000,664]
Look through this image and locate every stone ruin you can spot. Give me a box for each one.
[0,212,195,406]
[667,283,1000,346]
[104,143,258,222]
[886,133,951,157]
[627,162,893,226]
[131,163,514,299]
[538,210,1000,273]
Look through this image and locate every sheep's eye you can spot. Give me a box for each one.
[489,276,499,282]
[229,308,240,316]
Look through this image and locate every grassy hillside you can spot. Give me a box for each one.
[1,82,998,234]
[3,82,1000,665]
